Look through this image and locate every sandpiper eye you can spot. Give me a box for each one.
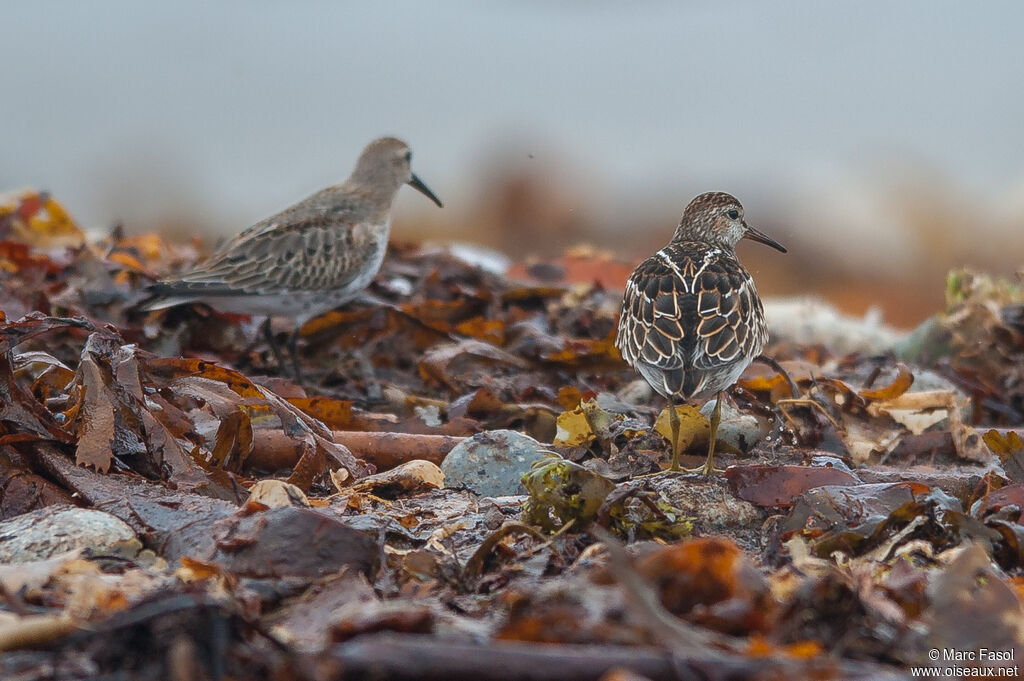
[404,151,412,162]
[726,209,740,220]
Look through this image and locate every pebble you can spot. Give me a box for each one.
[441,429,551,497]
[700,401,770,453]
[0,505,138,564]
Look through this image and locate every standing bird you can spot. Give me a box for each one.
[145,136,443,380]
[615,192,786,475]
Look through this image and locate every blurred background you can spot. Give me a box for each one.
[3,1,1023,327]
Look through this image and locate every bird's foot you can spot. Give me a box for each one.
[682,449,723,475]
[635,468,679,478]
[635,462,707,478]
[682,461,724,476]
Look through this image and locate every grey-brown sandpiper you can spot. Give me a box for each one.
[615,192,786,475]
[146,136,442,379]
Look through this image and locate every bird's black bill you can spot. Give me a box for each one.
[408,173,443,208]
[743,225,787,253]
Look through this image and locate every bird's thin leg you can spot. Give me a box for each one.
[687,392,723,475]
[287,328,304,384]
[262,319,288,375]
[634,398,686,478]
[351,346,382,402]
[706,392,722,474]
[668,397,682,472]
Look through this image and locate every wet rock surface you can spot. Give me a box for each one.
[162,506,380,578]
[0,506,138,563]
[441,429,551,497]
[700,400,771,453]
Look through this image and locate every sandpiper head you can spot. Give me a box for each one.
[672,191,786,253]
[349,137,443,207]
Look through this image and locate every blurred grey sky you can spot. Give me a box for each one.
[3,0,1024,272]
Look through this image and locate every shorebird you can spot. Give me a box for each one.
[615,192,786,475]
[146,136,442,380]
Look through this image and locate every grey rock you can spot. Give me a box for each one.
[700,400,770,453]
[0,505,138,564]
[595,391,634,414]
[441,429,551,497]
[616,379,653,406]
[163,506,379,578]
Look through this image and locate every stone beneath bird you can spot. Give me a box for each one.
[615,191,786,475]
[144,136,443,380]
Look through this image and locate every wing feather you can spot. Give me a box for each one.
[153,191,380,298]
[615,242,768,399]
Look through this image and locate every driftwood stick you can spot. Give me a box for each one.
[250,430,467,471]
[304,632,901,681]
[314,635,678,681]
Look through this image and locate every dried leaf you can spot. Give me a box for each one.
[983,429,1024,459]
[725,465,861,507]
[867,389,958,435]
[0,190,85,248]
[541,333,621,367]
[446,387,507,421]
[555,385,584,411]
[349,459,445,497]
[175,555,229,583]
[418,339,528,391]
[553,406,594,446]
[947,396,990,463]
[631,537,774,634]
[737,360,818,393]
[248,479,310,508]
[288,397,355,430]
[283,437,327,492]
[72,351,116,473]
[653,405,709,453]
[209,410,254,471]
[147,357,265,399]
[975,482,1024,518]
[984,429,1024,481]
[1,352,73,442]
[453,316,506,345]
[859,363,914,401]
[0,312,93,355]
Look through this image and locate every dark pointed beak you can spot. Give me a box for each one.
[407,173,443,208]
[743,224,787,253]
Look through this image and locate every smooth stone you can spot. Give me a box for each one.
[700,400,770,454]
[441,429,551,497]
[616,379,653,406]
[595,391,634,414]
[0,505,138,564]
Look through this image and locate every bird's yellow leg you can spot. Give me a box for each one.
[636,398,683,478]
[686,392,724,475]
[668,397,682,472]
